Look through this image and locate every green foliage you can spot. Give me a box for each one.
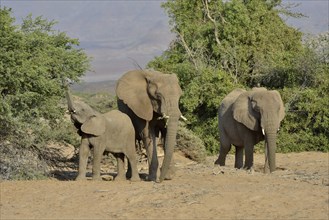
[0,7,90,179]
[279,87,329,152]
[149,0,328,153]
[277,33,329,152]
[161,0,303,86]
[180,66,238,153]
[0,7,90,137]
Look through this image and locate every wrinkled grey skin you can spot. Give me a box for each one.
[215,87,285,173]
[116,70,183,182]
[66,89,139,181]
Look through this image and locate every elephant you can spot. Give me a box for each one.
[215,87,285,173]
[65,88,140,181]
[116,69,183,182]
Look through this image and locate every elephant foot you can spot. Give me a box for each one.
[246,168,255,174]
[145,168,158,182]
[129,176,141,182]
[114,175,126,181]
[157,174,173,183]
[163,169,175,180]
[92,175,103,181]
[243,166,254,174]
[164,176,173,181]
[75,175,87,181]
[146,174,157,182]
[214,158,225,166]
[158,164,176,181]
[264,164,271,174]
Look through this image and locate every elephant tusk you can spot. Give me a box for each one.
[262,128,265,136]
[157,114,170,120]
[180,115,187,121]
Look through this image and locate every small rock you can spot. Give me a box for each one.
[101,175,114,181]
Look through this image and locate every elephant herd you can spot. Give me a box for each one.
[66,69,285,183]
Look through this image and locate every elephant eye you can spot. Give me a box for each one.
[148,83,158,98]
[251,100,259,111]
[155,92,162,99]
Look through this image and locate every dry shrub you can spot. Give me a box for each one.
[0,142,49,180]
[176,123,207,163]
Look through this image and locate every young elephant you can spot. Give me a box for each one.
[66,89,139,181]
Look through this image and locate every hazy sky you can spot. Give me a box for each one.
[1,0,328,82]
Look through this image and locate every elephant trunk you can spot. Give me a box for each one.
[264,131,277,173]
[65,88,82,129]
[65,88,75,112]
[261,111,279,173]
[159,115,179,182]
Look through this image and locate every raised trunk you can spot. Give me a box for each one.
[265,132,277,173]
[159,116,179,182]
[65,89,75,112]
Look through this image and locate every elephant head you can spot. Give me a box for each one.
[116,70,182,182]
[65,88,105,136]
[232,87,285,172]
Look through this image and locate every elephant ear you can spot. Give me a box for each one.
[116,70,153,121]
[232,92,260,131]
[81,115,106,136]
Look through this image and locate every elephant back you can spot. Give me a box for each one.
[103,110,134,133]
[220,88,246,115]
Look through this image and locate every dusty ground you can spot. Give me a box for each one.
[1,151,328,219]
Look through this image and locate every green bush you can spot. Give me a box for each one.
[278,86,329,152]
[0,8,90,179]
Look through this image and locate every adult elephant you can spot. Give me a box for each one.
[116,70,183,182]
[215,87,285,173]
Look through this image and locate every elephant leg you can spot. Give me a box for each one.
[234,146,244,169]
[76,138,90,180]
[162,156,176,180]
[244,144,254,170]
[215,142,231,166]
[126,160,132,179]
[126,153,140,182]
[114,153,126,181]
[160,134,175,180]
[143,129,158,181]
[92,146,103,181]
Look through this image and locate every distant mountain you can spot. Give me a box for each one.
[71,80,117,94]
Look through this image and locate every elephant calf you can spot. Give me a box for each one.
[66,89,139,181]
